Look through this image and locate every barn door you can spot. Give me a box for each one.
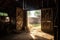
[41,8,54,34]
[16,7,23,32]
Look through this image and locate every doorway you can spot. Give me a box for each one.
[27,9,54,40]
[27,10,41,32]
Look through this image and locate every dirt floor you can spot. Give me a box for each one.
[0,26,54,40]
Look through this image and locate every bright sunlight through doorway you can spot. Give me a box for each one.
[27,10,54,40]
[27,10,41,32]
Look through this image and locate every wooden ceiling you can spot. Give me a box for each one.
[0,0,56,8]
[18,0,56,10]
[0,0,15,8]
[0,0,56,11]
[0,0,57,17]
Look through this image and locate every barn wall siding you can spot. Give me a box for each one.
[41,8,54,35]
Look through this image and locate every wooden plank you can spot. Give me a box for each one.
[41,8,54,35]
[16,7,23,32]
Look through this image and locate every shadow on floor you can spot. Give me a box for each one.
[0,31,52,40]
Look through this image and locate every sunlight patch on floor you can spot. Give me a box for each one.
[30,33,36,40]
[29,27,54,40]
[27,23,54,40]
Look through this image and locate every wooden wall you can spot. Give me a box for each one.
[41,8,54,35]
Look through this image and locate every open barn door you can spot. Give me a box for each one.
[41,8,54,35]
[16,7,23,32]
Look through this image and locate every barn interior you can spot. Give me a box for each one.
[0,0,58,40]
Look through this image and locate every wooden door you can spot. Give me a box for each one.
[41,8,54,35]
[16,7,23,32]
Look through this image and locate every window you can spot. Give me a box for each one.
[0,12,10,22]
[0,12,8,16]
